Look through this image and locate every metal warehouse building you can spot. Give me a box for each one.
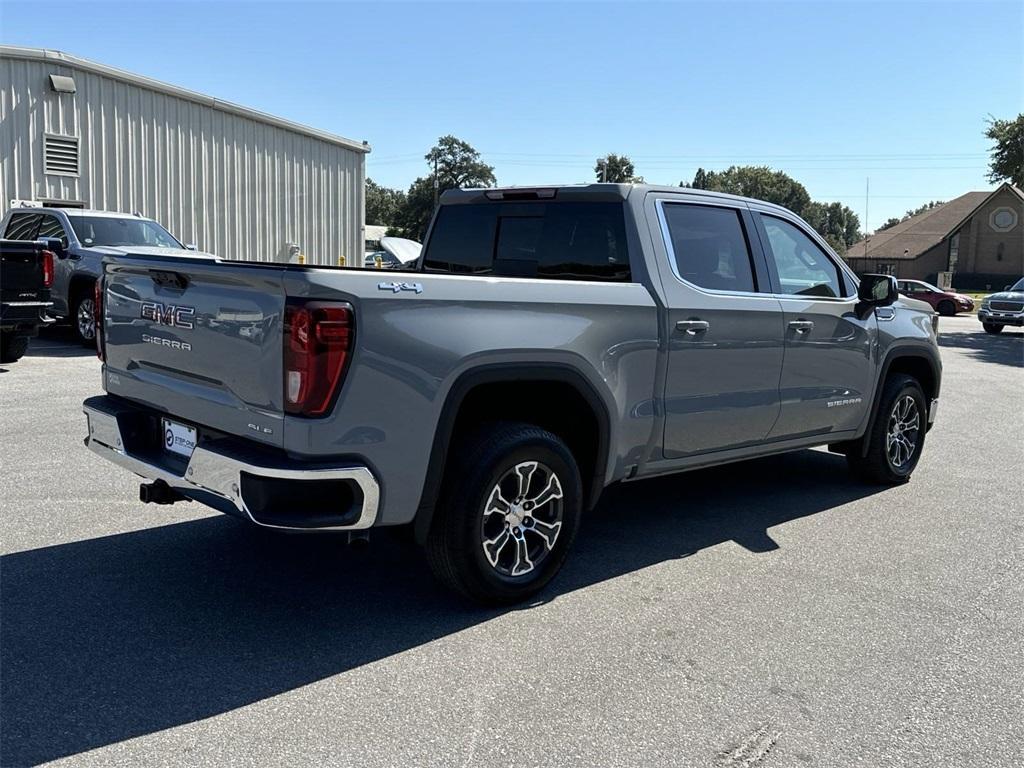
[0,46,368,265]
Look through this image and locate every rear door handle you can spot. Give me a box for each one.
[788,320,814,334]
[676,320,710,335]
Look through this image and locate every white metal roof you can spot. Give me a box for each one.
[0,45,371,154]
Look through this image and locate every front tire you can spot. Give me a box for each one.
[982,322,1004,335]
[72,287,97,347]
[847,374,927,484]
[937,300,956,316]
[0,332,29,363]
[426,422,582,605]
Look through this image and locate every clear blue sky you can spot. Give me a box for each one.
[2,0,1020,231]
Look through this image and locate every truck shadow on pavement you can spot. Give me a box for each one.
[1,449,885,765]
[23,325,96,359]
[938,327,1023,368]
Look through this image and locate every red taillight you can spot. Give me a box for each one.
[283,302,353,416]
[94,278,105,361]
[41,250,55,288]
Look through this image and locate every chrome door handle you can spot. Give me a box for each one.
[788,320,814,334]
[676,320,710,335]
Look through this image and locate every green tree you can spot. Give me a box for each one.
[595,154,643,183]
[985,113,1024,188]
[683,166,812,217]
[682,166,860,251]
[365,178,406,227]
[803,201,861,253]
[391,136,496,241]
[876,200,945,232]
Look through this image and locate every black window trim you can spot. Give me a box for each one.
[751,210,858,301]
[654,198,773,297]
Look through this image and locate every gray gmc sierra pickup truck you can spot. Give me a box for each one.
[82,184,942,603]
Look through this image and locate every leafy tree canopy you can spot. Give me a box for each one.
[365,178,406,228]
[391,136,496,241]
[985,113,1024,188]
[876,200,946,232]
[681,165,861,252]
[595,154,643,183]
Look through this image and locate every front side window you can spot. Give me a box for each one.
[422,202,630,281]
[36,215,70,248]
[66,216,182,248]
[761,215,844,298]
[4,213,41,240]
[661,203,757,292]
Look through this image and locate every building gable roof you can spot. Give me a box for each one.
[846,183,1022,261]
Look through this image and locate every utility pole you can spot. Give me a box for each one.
[864,177,870,237]
[433,156,439,208]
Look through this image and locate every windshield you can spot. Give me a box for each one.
[68,216,183,248]
[1010,278,1024,292]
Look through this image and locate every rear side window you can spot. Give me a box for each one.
[760,215,844,298]
[36,214,70,248]
[661,204,757,292]
[422,202,631,281]
[4,213,41,240]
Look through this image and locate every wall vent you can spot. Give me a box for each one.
[44,134,80,176]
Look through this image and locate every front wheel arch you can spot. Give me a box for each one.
[858,349,940,457]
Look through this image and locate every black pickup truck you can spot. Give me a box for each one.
[1,239,55,363]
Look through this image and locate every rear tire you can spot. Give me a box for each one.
[0,332,29,363]
[426,422,582,605]
[982,322,1004,335]
[71,286,97,348]
[937,300,955,316]
[847,374,927,484]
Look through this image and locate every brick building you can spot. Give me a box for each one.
[844,183,1024,289]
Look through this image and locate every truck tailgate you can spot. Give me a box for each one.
[0,243,47,303]
[102,257,287,448]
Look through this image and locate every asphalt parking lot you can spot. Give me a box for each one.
[1,315,1022,767]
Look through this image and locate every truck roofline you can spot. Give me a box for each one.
[440,183,798,215]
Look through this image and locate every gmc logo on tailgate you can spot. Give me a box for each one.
[141,301,195,329]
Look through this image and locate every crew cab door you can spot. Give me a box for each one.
[751,211,875,439]
[649,197,785,458]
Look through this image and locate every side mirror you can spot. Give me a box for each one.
[185,243,198,251]
[858,274,898,306]
[42,237,66,259]
[1005,285,1012,291]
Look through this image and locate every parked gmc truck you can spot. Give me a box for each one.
[82,184,942,604]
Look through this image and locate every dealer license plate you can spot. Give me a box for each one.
[162,418,197,458]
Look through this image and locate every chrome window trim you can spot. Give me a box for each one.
[654,198,778,301]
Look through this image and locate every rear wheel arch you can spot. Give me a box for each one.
[413,363,613,544]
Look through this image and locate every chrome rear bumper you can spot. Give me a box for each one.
[83,398,379,531]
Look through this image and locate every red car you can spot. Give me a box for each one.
[896,279,975,316]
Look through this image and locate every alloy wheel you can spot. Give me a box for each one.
[480,460,564,577]
[886,395,920,469]
[77,297,96,341]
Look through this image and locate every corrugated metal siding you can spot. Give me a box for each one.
[0,53,365,266]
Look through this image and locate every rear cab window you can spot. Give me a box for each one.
[422,201,631,281]
[4,213,42,240]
